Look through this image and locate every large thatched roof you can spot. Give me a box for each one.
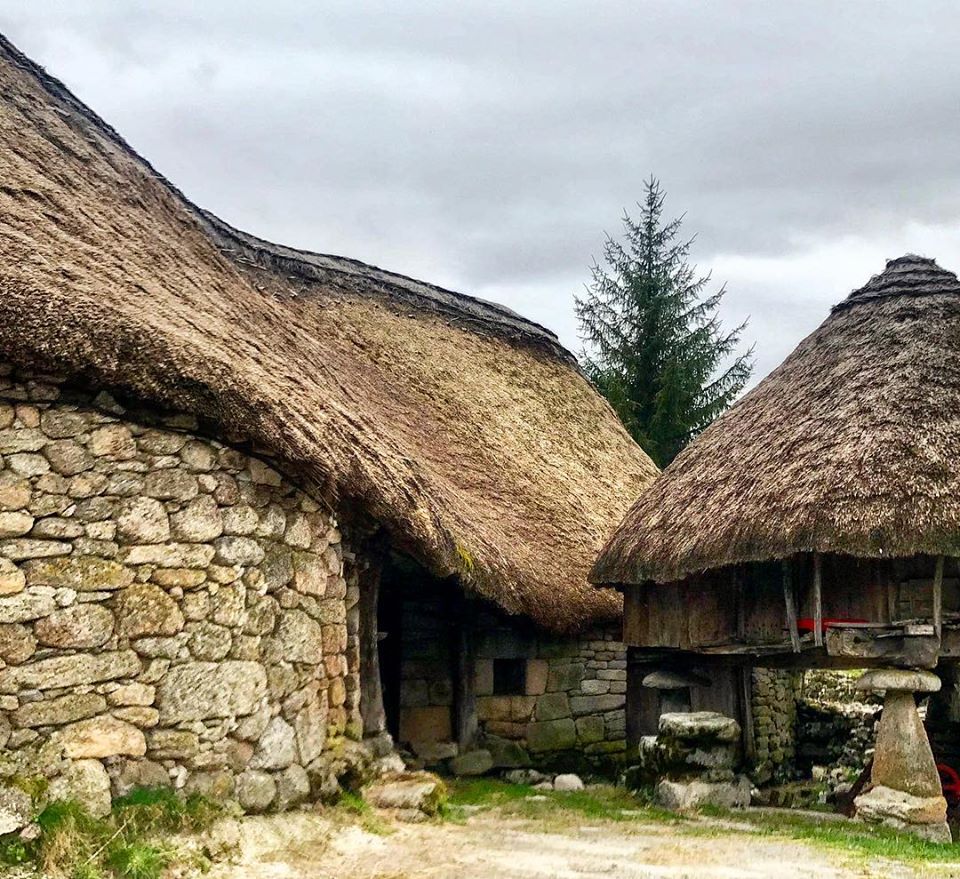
[593,254,960,586]
[0,35,657,631]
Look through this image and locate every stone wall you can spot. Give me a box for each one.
[750,668,800,784]
[473,610,626,770]
[392,575,627,773]
[0,365,361,815]
[796,670,879,800]
[398,589,454,744]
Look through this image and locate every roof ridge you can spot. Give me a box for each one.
[0,33,571,362]
[834,254,960,312]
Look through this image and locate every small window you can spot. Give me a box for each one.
[493,658,527,695]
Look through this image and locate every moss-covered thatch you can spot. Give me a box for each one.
[0,35,657,631]
[593,254,960,585]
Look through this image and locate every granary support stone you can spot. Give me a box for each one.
[642,668,710,715]
[853,668,950,843]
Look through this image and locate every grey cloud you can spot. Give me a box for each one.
[3,1,960,384]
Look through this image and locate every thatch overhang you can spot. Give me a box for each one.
[0,35,657,632]
[592,254,960,587]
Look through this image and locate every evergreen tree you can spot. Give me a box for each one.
[576,178,753,467]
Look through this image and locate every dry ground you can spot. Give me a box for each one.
[202,782,960,879]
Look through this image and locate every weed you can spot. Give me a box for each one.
[8,787,220,878]
[112,786,219,836]
[105,842,170,879]
[446,778,680,826]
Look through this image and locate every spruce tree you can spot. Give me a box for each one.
[576,178,753,467]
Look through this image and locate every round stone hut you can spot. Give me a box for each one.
[0,35,658,815]
[593,255,960,841]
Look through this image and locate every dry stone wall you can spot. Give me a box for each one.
[0,364,361,815]
[473,614,627,771]
[750,668,800,784]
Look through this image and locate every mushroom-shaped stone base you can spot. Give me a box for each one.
[853,669,951,843]
[643,668,711,715]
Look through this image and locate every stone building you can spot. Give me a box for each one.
[0,36,658,813]
[594,256,960,840]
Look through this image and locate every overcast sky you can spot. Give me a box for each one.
[4,2,960,382]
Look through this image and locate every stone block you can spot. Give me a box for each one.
[0,623,36,664]
[364,772,446,815]
[400,706,451,744]
[547,661,584,693]
[569,694,623,716]
[449,749,493,776]
[13,693,107,728]
[157,661,267,723]
[123,543,215,568]
[236,770,276,812]
[116,583,184,638]
[483,734,530,769]
[0,650,140,692]
[525,659,548,696]
[276,610,323,663]
[580,678,610,696]
[170,496,223,542]
[658,712,740,743]
[655,776,751,811]
[58,715,147,759]
[534,692,571,722]
[526,718,576,753]
[474,659,494,696]
[35,604,114,648]
[49,760,112,818]
[25,556,134,591]
[250,717,298,770]
[575,715,604,744]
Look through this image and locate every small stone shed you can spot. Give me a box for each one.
[0,35,658,813]
[593,256,960,840]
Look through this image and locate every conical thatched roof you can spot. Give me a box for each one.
[0,35,657,631]
[592,254,960,586]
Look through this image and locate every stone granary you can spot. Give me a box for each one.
[0,35,658,815]
[593,256,960,841]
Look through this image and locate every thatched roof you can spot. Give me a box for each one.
[0,35,657,631]
[592,254,960,586]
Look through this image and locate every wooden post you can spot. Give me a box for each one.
[734,568,745,642]
[933,554,945,640]
[783,559,801,653]
[813,552,824,647]
[358,557,387,739]
[454,595,478,749]
[738,665,756,763]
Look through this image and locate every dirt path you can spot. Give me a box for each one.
[206,811,929,879]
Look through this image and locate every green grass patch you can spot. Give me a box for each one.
[0,786,220,878]
[446,778,680,826]
[691,806,960,867]
[334,790,393,836]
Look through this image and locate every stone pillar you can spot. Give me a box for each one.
[642,668,710,716]
[853,669,950,843]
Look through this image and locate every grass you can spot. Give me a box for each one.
[0,786,220,879]
[335,790,394,836]
[693,806,960,867]
[446,778,680,826]
[447,779,960,871]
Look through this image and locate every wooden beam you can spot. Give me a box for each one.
[812,552,824,647]
[934,554,945,640]
[454,596,478,749]
[783,559,801,653]
[737,666,756,762]
[734,568,745,641]
[358,556,387,739]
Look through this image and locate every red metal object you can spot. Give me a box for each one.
[937,763,960,806]
[795,618,868,634]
